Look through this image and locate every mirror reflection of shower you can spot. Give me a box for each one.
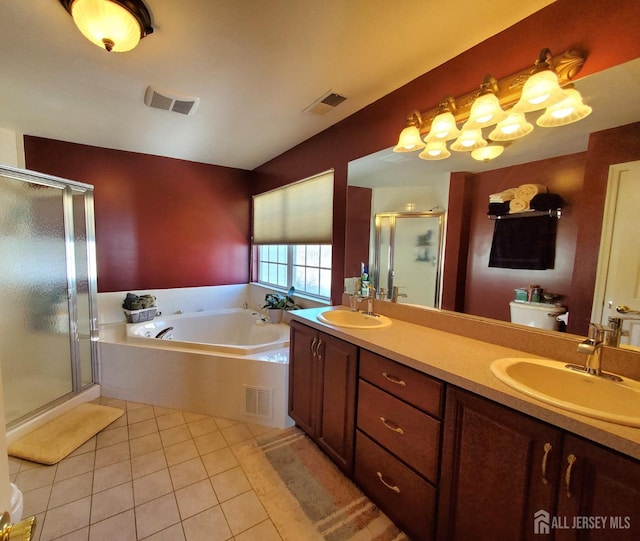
[373,211,446,308]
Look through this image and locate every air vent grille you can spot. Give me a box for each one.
[144,86,200,116]
[304,90,348,115]
[243,385,273,418]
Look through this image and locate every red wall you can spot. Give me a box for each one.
[463,153,586,322]
[24,137,252,292]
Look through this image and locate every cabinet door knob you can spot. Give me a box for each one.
[381,372,407,387]
[541,442,552,484]
[380,416,404,435]
[376,471,401,493]
[565,453,577,497]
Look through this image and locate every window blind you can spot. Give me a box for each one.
[253,170,334,244]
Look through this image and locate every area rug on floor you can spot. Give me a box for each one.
[8,403,124,465]
[241,427,406,541]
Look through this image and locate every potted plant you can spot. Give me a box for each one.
[262,286,300,323]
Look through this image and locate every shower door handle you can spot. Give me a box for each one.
[71,321,79,342]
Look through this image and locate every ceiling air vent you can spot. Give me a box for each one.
[304,90,347,115]
[144,86,200,115]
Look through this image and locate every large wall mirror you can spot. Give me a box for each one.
[346,57,640,341]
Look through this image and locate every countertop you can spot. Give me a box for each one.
[288,305,640,461]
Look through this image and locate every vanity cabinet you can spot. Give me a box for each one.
[288,320,358,474]
[354,349,444,541]
[438,387,640,541]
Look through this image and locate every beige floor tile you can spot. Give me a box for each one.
[175,478,218,519]
[182,505,232,541]
[94,441,130,469]
[40,495,91,540]
[201,447,238,477]
[187,417,218,438]
[92,460,132,493]
[183,411,207,423]
[99,397,127,410]
[221,491,268,535]
[213,417,239,429]
[229,438,259,461]
[133,468,173,506]
[193,431,227,455]
[129,432,162,457]
[164,439,199,467]
[14,464,57,493]
[128,418,158,439]
[234,519,283,541]
[131,449,167,480]
[89,509,137,541]
[169,457,208,491]
[54,526,89,540]
[55,452,95,482]
[127,405,155,424]
[22,485,52,517]
[246,423,278,437]
[8,457,21,475]
[90,481,134,524]
[156,411,186,431]
[143,523,186,541]
[49,471,93,509]
[159,425,192,447]
[135,493,181,539]
[67,437,97,458]
[153,405,179,417]
[125,401,150,411]
[96,425,129,449]
[221,424,253,446]
[210,467,252,502]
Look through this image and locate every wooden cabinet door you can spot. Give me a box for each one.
[438,387,562,541]
[316,331,358,475]
[554,434,640,541]
[288,320,321,436]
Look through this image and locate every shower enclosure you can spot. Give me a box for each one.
[373,211,445,308]
[0,165,98,427]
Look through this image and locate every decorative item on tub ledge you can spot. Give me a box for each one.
[262,286,300,324]
[122,292,157,323]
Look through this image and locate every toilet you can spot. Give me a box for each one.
[509,301,566,331]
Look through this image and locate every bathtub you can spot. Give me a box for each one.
[100,308,293,429]
[126,308,289,355]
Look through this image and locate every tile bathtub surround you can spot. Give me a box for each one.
[9,398,404,541]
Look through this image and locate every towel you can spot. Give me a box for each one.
[509,198,530,213]
[487,202,511,216]
[489,188,517,203]
[516,183,548,202]
[489,215,557,270]
[530,192,564,211]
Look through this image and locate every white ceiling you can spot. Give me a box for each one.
[0,0,556,171]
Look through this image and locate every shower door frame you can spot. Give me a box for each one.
[0,165,99,425]
[373,211,446,308]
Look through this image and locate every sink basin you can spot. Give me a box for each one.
[317,310,392,329]
[491,357,640,427]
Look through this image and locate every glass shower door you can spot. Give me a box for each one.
[0,167,97,425]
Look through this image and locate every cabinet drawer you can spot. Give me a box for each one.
[360,349,443,418]
[355,430,435,541]
[357,380,440,482]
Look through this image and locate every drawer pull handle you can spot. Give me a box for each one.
[382,372,407,387]
[541,442,552,484]
[380,417,404,435]
[376,471,401,494]
[565,453,577,497]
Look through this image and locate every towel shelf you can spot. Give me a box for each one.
[488,209,562,220]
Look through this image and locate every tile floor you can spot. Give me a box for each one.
[9,397,398,541]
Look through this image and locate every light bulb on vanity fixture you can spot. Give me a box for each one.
[393,110,426,152]
[393,48,589,164]
[59,0,153,52]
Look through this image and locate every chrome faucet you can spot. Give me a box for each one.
[360,285,376,315]
[571,323,622,381]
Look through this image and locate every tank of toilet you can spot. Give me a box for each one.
[509,301,566,331]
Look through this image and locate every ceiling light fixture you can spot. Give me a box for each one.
[394,48,589,163]
[59,0,153,52]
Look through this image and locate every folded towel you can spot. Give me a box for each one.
[516,183,548,201]
[489,188,517,203]
[509,198,530,213]
[530,192,564,211]
[489,215,557,270]
[487,202,511,216]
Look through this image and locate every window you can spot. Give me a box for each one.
[253,171,333,300]
[257,244,332,299]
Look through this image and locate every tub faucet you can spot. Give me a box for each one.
[392,286,408,303]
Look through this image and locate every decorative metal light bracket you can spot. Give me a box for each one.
[416,48,586,137]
